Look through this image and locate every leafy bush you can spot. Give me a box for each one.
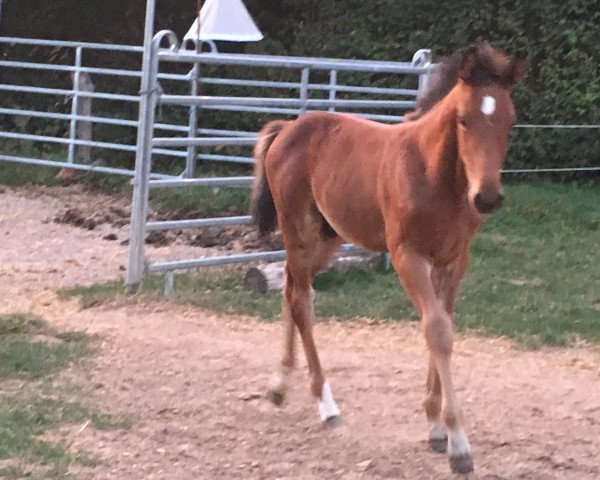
[2,0,599,175]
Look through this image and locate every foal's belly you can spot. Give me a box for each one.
[318,203,387,251]
[307,115,390,252]
[314,190,388,252]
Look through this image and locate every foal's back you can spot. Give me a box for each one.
[265,111,417,251]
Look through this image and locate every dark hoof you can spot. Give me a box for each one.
[267,389,285,407]
[429,436,448,454]
[323,415,342,429]
[449,453,474,475]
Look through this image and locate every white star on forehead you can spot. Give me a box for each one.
[481,96,496,116]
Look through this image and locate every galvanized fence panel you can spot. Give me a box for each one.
[1,34,598,292]
[0,36,195,179]
[124,30,434,288]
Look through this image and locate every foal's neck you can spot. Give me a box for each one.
[415,93,468,199]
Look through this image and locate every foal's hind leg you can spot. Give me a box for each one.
[290,240,344,426]
[270,211,343,426]
[268,234,341,410]
[267,293,296,406]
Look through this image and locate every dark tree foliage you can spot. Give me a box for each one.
[2,0,600,172]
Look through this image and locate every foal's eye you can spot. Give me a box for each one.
[458,117,467,128]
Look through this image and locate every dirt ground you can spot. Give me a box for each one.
[1,186,599,480]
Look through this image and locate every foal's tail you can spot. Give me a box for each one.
[250,120,289,235]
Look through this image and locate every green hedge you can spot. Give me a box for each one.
[2,0,599,174]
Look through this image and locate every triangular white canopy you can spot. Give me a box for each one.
[184,0,263,42]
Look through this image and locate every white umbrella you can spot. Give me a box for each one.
[184,0,263,42]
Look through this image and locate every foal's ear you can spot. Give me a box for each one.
[504,53,528,86]
[458,45,478,80]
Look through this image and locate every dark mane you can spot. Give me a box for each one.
[404,53,461,122]
[404,41,513,122]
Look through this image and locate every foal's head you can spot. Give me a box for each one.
[411,41,527,214]
[454,42,527,213]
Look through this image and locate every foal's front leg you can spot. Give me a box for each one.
[424,355,447,453]
[426,252,471,453]
[391,247,474,474]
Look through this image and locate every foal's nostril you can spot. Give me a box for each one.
[474,190,503,214]
[474,193,484,210]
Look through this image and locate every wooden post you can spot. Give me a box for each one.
[75,72,94,164]
[58,72,94,183]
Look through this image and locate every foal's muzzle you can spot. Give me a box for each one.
[474,186,504,214]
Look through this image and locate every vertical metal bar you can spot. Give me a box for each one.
[67,47,83,164]
[125,0,158,292]
[183,0,204,178]
[328,70,337,113]
[418,69,430,94]
[164,271,175,297]
[413,49,432,97]
[184,64,199,178]
[298,68,309,115]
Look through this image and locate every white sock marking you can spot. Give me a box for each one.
[448,427,471,456]
[430,421,447,440]
[481,95,496,116]
[271,371,285,389]
[270,366,289,393]
[318,381,340,421]
[424,261,432,278]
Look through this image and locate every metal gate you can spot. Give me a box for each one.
[125,27,433,289]
[0,36,196,178]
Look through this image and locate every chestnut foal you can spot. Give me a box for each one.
[250,41,526,474]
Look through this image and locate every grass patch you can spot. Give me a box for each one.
[149,185,250,217]
[76,171,130,193]
[149,162,252,217]
[1,143,251,212]
[0,396,128,479]
[0,314,50,335]
[63,182,600,347]
[0,314,129,479]
[0,159,130,192]
[0,162,59,187]
[58,282,133,309]
[0,140,128,191]
[0,314,90,380]
[0,142,64,187]
[0,340,88,381]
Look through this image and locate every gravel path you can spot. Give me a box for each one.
[1,186,599,479]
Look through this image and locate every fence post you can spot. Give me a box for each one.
[67,47,82,165]
[299,68,310,115]
[125,0,159,293]
[58,48,94,182]
[75,72,94,164]
[184,63,199,178]
[164,271,175,297]
[411,48,432,96]
[328,70,337,113]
